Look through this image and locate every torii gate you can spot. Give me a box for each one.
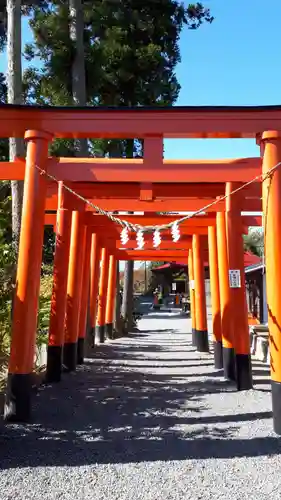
[43,210,260,373]
[0,104,280,434]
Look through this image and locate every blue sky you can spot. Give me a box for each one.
[164,0,281,160]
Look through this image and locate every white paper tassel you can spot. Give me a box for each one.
[136,230,145,249]
[120,226,129,245]
[171,221,180,242]
[153,229,161,248]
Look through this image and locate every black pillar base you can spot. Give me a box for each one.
[4,373,32,422]
[63,342,77,372]
[222,346,236,381]
[191,328,196,347]
[196,329,209,353]
[235,353,252,390]
[272,380,281,434]
[214,340,223,369]
[105,323,113,340]
[46,345,63,383]
[77,338,85,365]
[96,324,105,343]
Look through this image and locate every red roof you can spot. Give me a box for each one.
[152,251,261,271]
[152,262,186,271]
[243,251,261,267]
[152,261,199,271]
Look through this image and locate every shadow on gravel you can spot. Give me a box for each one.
[0,328,277,469]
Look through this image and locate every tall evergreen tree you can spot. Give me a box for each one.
[24,1,213,108]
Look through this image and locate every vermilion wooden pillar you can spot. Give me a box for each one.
[77,227,92,364]
[46,183,72,383]
[89,233,100,346]
[188,249,196,346]
[208,225,223,369]
[105,254,117,339]
[261,131,281,434]
[226,182,252,390]
[96,247,110,343]
[192,234,209,352]
[63,211,86,371]
[4,130,51,422]
[216,212,236,381]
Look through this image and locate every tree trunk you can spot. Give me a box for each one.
[7,0,25,256]
[69,0,88,156]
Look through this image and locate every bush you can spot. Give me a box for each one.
[0,240,14,390]
[0,185,54,385]
[0,256,54,383]
[37,269,53,352]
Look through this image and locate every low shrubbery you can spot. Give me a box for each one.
[0,254,53,389]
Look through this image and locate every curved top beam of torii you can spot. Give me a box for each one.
[0,103,281,138]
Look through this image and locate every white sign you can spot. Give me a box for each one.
[172,282,177,291]
[229,269,241,288]
[189,280,195,290]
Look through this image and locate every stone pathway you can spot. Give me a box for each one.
[0,304,280,500]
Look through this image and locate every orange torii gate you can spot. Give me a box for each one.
[42,207,261,368]
[1,104,280,434]
[42,208,261,380]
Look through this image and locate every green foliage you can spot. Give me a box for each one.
[43,226,55,264]
[243,229,264,257]
[0,184,15,382]
[25,1,213,106]
[0,187,53,375]
[37,269,53,349]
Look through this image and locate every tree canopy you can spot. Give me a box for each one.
[22,1,213,157]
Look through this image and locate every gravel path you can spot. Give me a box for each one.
[1,303,280,500]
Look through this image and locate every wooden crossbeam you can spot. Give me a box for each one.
[45,195,261,212]
[0,103,281,138]
[44,212,262,228]
[0,157,262,183]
